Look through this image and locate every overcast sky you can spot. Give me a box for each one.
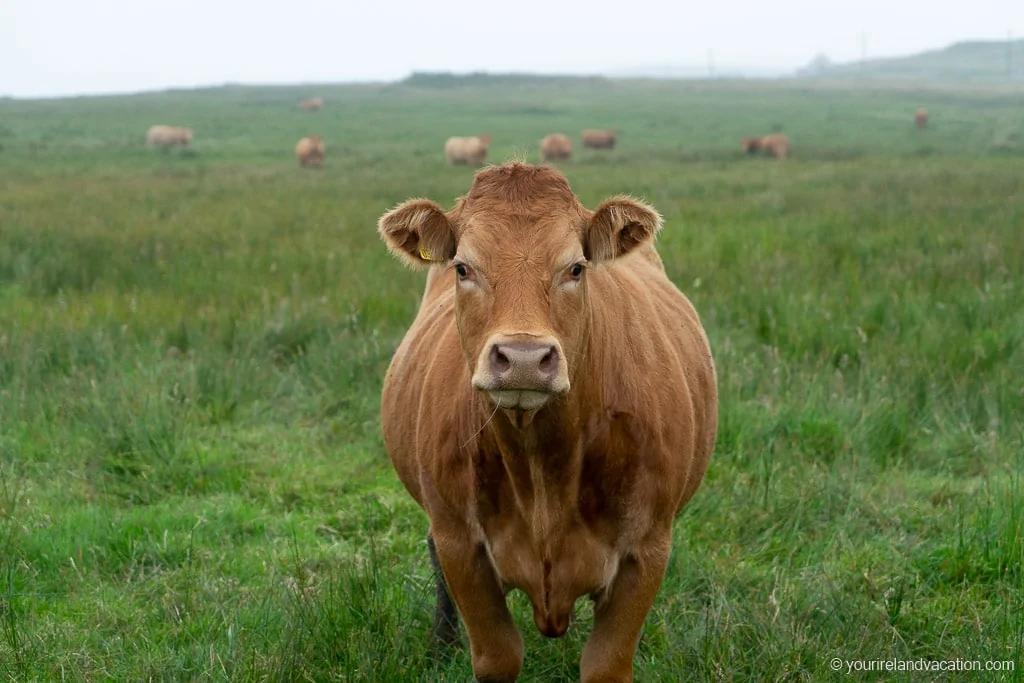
[1,0,1021,98]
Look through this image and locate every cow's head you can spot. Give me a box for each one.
[379,162,662,412]
[741,137,761,153]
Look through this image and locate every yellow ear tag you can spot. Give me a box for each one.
[419,247,432,261]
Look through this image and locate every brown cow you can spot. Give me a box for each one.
[295,135,325,168]
[146,125,193,148]
[760,133,788,159]
[444,134,493,166]
[742,134,788,160]
[741,136,763,154]
[915,107,928,129]
[540,133,572,162]
[297,97,323,111]
[377,162,718,682]
[581,128,617,149]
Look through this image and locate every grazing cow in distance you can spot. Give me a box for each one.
[377,162,718,682]
[759,133,789,159]
[297,97,323,111]
[295,135,325,168]
[915,108,928,129]
[444,134,492,166]
[581,128,617,149]
[742,134,788,160]
[540,133,572,162]
[146,125,193,148]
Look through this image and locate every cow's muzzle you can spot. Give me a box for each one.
[472,336,570,410]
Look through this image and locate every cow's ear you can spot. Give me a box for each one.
[378,199,457,269]
[583,195,663,263]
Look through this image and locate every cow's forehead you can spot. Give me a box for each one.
[450,163,588,265]
[457,209,582,267]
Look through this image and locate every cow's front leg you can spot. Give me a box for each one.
[432,529,524,682]
[579,542,671,683]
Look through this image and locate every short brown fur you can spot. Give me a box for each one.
[297,97,323,111]
[378,162,717,682]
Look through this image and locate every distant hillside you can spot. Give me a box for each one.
[607,64,791,79]
[400,71,608,89]
[798,40,1024,82]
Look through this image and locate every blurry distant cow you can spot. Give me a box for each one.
[915,108,928,129]
[298,97,324,111]
[760,134,789,159]
[741,137,762,154]
[146,125,193,149]
[581,128,617,149]
[742,134,788,160]
[295,135,325,168]
[540,133,572,162]
[444,135,492,166]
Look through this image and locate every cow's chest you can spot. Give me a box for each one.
[474,480,624,637]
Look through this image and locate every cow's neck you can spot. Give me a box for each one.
[480,324,596,541]
[483,397,584,545]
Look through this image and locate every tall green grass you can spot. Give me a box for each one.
[1,78,1022,680]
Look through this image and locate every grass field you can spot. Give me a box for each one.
[1,76,1023,681]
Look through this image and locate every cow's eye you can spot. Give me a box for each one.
[455,263,471,280]
[569,263,585,280]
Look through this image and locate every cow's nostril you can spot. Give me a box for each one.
[490,345,510,373]
[539,347,557,374]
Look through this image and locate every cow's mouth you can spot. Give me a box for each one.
[486,389,552,411]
